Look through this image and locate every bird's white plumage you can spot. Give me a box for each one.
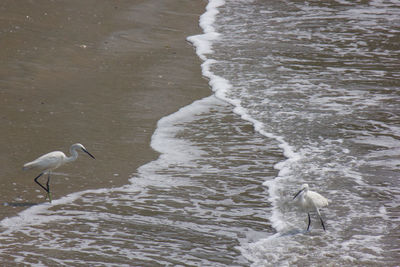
[305,190,329,208]
[297,185,329,212]
[293,183,329,231]
[23,151,67,172]
[23,143,95,202]
[23,143,94,172]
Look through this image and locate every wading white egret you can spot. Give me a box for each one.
[293,183,329,231]
[23,143,95,202]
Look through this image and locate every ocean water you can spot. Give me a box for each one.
[1,0,399,266]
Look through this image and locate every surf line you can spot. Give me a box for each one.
[187,0,301,233]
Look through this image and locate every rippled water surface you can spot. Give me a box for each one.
[1,0,399,266]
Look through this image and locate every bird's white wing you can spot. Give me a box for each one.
[23,151,66,171]
[308,191,329,208]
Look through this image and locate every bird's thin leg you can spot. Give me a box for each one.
[320,217,326,231]
[307,213,311,231]
[33,172,52,203]
[46,172,52,203]
[316,208,326,231]
[34,173,48,193]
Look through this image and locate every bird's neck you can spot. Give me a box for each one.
[66,148,79,163]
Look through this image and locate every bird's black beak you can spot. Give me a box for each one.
[82,148,96,159]
[293,189,304,200]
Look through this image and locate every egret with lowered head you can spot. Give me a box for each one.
[23,143,95,202]
[293,183,329,231]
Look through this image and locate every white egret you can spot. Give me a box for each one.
[293,183,329,231]
[23,143,95,202]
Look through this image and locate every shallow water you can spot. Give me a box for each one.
[0,97,282,266]
[1,0,399,266]
[207,0,400,265]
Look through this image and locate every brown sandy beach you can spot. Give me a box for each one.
[0,0,209,220]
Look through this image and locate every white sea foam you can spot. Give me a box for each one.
[150,98,212,162]
[0,0,228,240]
[0,187,111,234]
[1,0,397,265]
[188,0,303,235]
[186,0,225,60]
[188,0,312,236]
[187,1,236,108]
[194,0,400,265]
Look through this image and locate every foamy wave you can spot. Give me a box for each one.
[187,0,225,60]
[188,0,300,234]
[0,188,110,233]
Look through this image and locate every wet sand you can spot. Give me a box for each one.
[0,0,208,219]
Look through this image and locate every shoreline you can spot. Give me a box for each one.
[0,0,209,219]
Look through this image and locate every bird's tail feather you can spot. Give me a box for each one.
[23,162,35,170]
